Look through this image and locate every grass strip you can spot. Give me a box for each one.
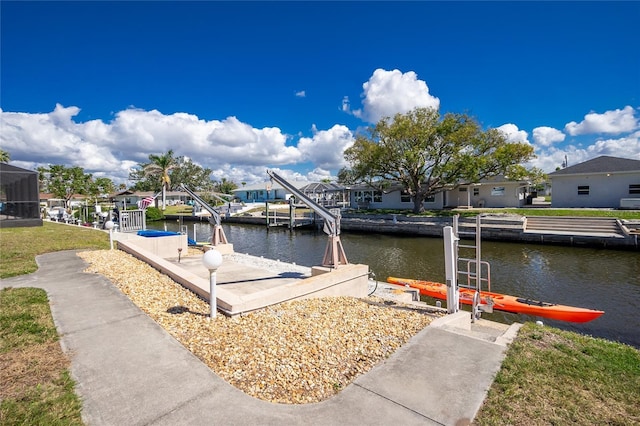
[474,322,640,425]
[0,287,83,425]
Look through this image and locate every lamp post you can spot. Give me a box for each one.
[202,249,223,319]
[104,220,114,250]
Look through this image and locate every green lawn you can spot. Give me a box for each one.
[0,287,83,425]
[0,221,109,278]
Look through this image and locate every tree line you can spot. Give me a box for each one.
[35,151,238,210]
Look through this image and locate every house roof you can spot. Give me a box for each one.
[232,181,309,192]
[549,155,640,176]
[299,182,344,193]
[0,163,38,186]
[0,163,38,174]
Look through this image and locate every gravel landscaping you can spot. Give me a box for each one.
[77,249,442,404]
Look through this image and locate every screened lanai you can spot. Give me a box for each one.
[0,163,42,228]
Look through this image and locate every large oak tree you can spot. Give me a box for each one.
[339,107,536,213]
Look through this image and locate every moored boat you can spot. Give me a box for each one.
[387,277,604,323]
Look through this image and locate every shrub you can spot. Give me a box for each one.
[145,207,164,221]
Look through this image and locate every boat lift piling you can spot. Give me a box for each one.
[443,226,460,314]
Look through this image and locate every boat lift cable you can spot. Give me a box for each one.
[266,170,348,267]
[178,184,229,246]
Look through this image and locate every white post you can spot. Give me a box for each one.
[202,249,223,319]
[443,226,459,313]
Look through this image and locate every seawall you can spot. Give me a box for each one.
[165,213,640,251]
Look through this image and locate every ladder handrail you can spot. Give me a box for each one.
[453,214,493,319]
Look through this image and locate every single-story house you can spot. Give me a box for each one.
[548,155,640,209]
[347,176,532,210]
[111,190,189,209]
[232,175,535,210]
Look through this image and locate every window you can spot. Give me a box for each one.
[630,184,640,195]
[459,187,467,192]
[473,188,480,196]
[491,187,505,196]
[354,190,382,203]
[578,185,590,195]
[424,195,436,203]
[400,190,411,202]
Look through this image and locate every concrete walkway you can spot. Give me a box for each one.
[1,250,520,426]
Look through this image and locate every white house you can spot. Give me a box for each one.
[347,176,531,210]
[548,156,640,209]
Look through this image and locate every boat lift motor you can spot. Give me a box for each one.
[266,170,348,268]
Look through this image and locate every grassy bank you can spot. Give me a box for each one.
[475,322,640,425]
[0,287,83,425]
[1,223,639,424]
[0,221,109,278]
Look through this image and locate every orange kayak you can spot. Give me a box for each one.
[387,277,604,323]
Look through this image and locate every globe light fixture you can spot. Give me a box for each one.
[202,249,223,319]
[104,220,115,250]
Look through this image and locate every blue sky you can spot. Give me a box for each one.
[1,1,639,186]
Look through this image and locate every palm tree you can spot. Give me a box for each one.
[143,150,178,210]
[0,149,9,163]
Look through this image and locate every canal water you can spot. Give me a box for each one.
[149,221,640,348]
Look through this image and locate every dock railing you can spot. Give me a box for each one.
[118,209,146,233]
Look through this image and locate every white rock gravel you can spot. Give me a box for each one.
[77,249,442,404]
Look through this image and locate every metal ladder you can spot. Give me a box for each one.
[453,214,493,321]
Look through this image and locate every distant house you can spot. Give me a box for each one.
[347,176,531,210]
[298,182,349,207]
[231,175,534,211]
[444,176,531,209]
[0,163,42,228]
[111,190,189,209]
[231,181,309,203]
[548,155,640,208]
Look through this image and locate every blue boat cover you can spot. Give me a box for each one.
[137,230,197,245]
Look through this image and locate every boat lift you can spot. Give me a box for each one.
[178,184,229,246]
[266,170,348,268]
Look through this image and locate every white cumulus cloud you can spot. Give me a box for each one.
[532,126,566,147]
[564,106,638,136]
[297,124,355,170]
[497,123,530,144]
[0,104,357,185]
[352,69,440,124]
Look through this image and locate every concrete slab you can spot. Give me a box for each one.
[354,326,507,425]
[117,238,369,316]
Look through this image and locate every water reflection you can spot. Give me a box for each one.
[150,221,640,348]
